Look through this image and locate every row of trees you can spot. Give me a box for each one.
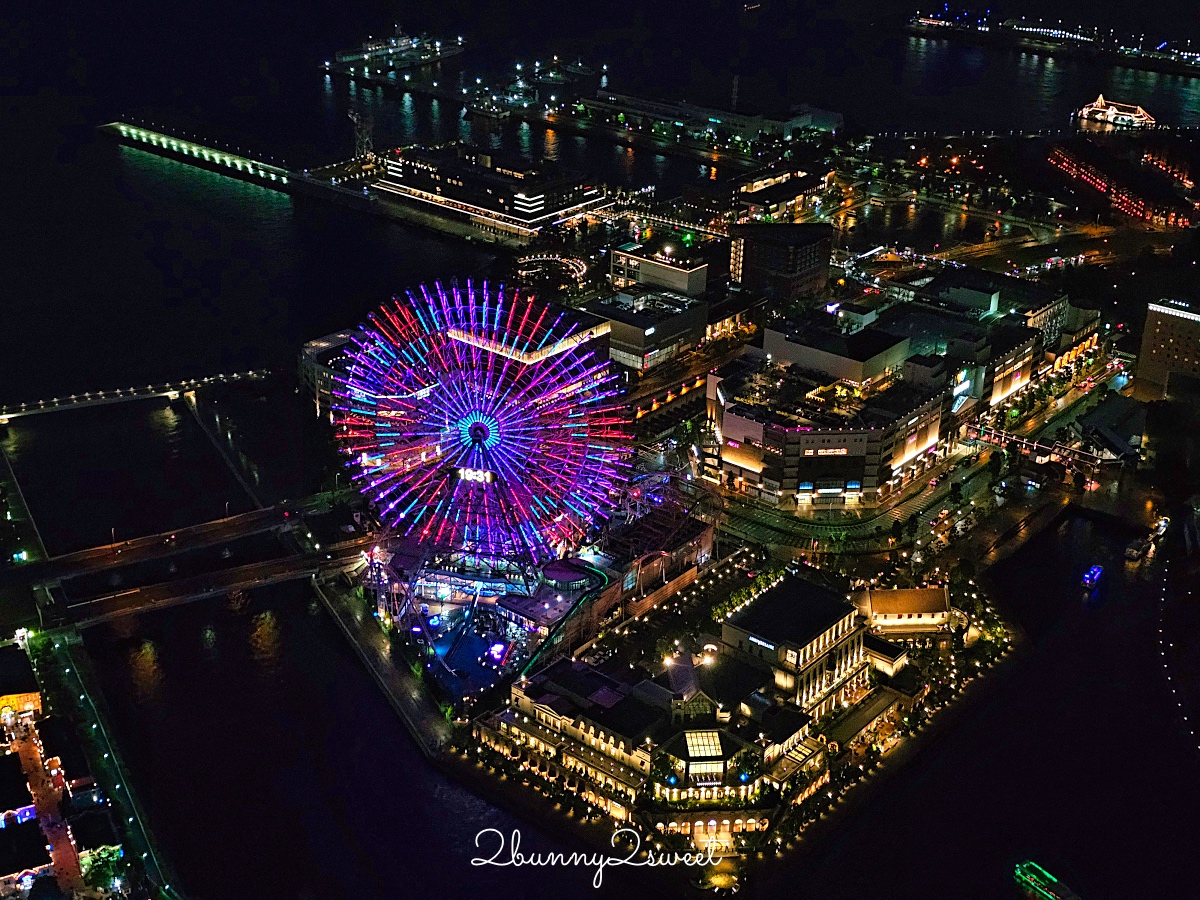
[711,568,786,622]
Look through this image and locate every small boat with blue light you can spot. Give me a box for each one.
[1081,565,1103,589]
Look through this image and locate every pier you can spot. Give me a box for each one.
[100,120,532,247]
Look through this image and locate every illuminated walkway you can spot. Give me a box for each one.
[102,123,290,184]
[10,722,83,893]
[0,370,265,422]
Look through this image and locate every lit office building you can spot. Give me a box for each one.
[609,236,709,296]
[1135,299,1200,400]
[708,356,947,507]
[587,289,708,372]
[377,144,610,242]
[729,224,833,302]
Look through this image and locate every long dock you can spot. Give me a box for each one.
[100,121,529,247]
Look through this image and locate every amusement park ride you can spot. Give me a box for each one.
[333,281,710,698]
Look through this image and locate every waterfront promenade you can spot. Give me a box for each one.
[313,579,451,757]
[28,631,185,899]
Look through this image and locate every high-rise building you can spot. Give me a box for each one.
[1135,299,1200,400]
[729,223,833,302]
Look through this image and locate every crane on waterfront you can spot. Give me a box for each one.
[348,110,374,159]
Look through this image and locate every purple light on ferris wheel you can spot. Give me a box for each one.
[333,281,630,564]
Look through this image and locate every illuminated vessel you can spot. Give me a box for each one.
[1014,861,1082,899]
[1076,94,1155,128]
[333,27,465,69]
[1080,565,1103,588]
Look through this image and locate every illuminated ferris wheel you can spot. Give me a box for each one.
[335,281,630,565]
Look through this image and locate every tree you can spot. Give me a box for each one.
[29,877,66,900]
[987,451,1005,481]
[948,481,963,503]
[891,519,904,542]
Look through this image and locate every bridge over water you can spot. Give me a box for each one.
[0,370,266,423]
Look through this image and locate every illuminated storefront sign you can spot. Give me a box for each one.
[748,636,776,651]
[817,447,848,456]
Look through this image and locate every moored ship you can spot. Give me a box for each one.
[333,27,465,69]
[1076,94,1155,128]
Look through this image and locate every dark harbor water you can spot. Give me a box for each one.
[0,401,254,556]
[81,582,621,900]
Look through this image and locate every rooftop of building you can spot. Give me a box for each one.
[739,702,812,746]
[857,586,950,617]
[0,819,49,878]
[921,266,1064,312]
[0,753,30,815]
[988,320,1041,355]
[614,234,708,270]
[583,694,665,743]
[659,728,746,762]
[588,289,705,330]
[729,222,833,247]
[393,143,587,192]
[0,645,38,698]
[706,288,769,325]
[521,658,664,743]
[736,174,825,206]
[1078,393,1147,458]
[67,809,120,853]
[858,383,943,425]
[1149,298,1198,320]
[876,302,989,346]
[905,353,947,369]
[824,688,899,748]
[36,715,90,784]
[772,322,908,363]
[862,632,908,662]
[300,329,356,368]
[604,506,710,569]
[692,653,772,710]
[717,353,942,432]
[726,574,855,649]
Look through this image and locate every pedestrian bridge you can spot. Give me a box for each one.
[0,370,266,423]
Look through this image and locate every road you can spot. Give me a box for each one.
[3,507,291,588]
[62,539,369,626]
